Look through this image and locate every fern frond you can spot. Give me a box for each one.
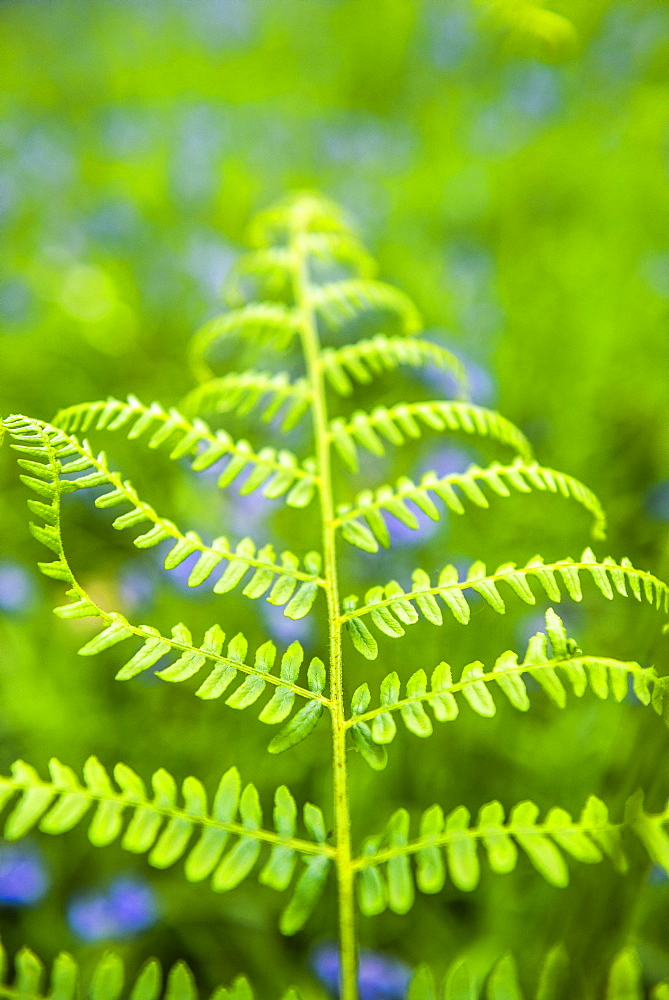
[7,415,322,614]
[320,334,469,398]
[311,279,422,338]
[77,614,328,720]
[346,609,666,765]
[189,304,301,380]
[223,246,295,308]
[335,459,606,552]
[410,956,513,1000]
[223,228,374,310]
[302,230,376,280]
[329,400,533,473]
[5,417,329,739]
[66,602,330,741]
[407,945,666,1000]
[0,938,287,1000]
[353,784,669,915]
[0,759,333,934]
[342,549,669,659]
[478,0,578,60]
[180,370,311,431]
[248,190,354,247]
[50,399,317,506]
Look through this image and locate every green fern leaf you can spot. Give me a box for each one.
[487,955,524,1000]
[443,960,476,1000]
[51,399,317,506]
[0,758,332,929]
[343,552,669,653]
[267,701,324,755]
[352,788,651,915]
[329,400,533,473]
[406,945,669,1000]
[335,459,606,550]
[535,944,570,1000]
[222,247,295,308]
[606,947,643,1000]
[408,966,438,1000]
[320,334,469,398]
[248,190,353,247]
[311,278,422,338]
[223,228,375,311]
[302,230,376,279]
[0,936,305,1000]
[180,370,311,431]
[478,0,578,60]
[7,414,324,619]
[189,304,300,380]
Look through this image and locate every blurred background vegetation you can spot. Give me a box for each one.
[1,0,668,995]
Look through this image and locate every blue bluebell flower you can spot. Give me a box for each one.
[119,564,157,610]
[648,864,669,886]
[0,561,34,613]
[67,876,158,942]
[0,844,48,906]
[262,601,313,645]
[0,278,34,326]
[645,481,669,522]
[463,360,496,407]
[228,489,268,537]
[428,8,475,71]
[67,893,118,943]
[506,64,563,121]
[418,445,472,480]
[386,510,441,548]
[107,877,159,933]
[161,549,205,596]
[311,943,411,1000]
[419,347,496,408]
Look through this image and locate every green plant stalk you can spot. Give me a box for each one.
[291,221,358,1000]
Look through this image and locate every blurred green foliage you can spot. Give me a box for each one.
[1,0,668,996]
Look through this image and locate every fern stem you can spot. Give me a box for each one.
[292,224,358,1000]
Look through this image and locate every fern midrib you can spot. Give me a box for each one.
[327,399,532,456]
[350,795,669,868]
[344,655,647,728]
[97,616,328,702]
[292,224,358,1000]
[1,776,334,858]
[349,816,625,869]
[332,461,604,532]
[339,560,665,624]
[180,370,313,414]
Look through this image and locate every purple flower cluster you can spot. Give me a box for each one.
[0,561,34,613]
[311,943,411,1000]
[67,876,158,942]
[648,864,669,886]
[0,845,48,906]
[646,481,669,522]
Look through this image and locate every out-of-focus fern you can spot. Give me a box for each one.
[1,937,668,1000]
[2,193,667,998]
[476,0,579,60]
[407,945,669,1000]
[0,937,299,1000]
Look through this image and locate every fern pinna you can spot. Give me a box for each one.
[2,192,669,999]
